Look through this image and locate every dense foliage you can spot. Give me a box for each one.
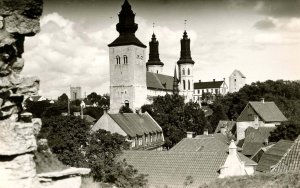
[119,105,134,113]
[269,121,300,142]
[141,94,208,148]
[38,115,147,186]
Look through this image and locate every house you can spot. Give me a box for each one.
[193,79,228,103]
[121,138,256,187]
[229,69,246,93]
[271,135,300,173]
[236,99,287,142]
[91,111,164,150]
[256,139,294,172]
[241,126,276,157]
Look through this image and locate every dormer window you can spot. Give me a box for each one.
[123,55,128,64]
[116,55,121,64]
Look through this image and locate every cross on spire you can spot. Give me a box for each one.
[184,19,187,30]
[152,22,155,34]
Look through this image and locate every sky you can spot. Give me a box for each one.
[22,0,300,99]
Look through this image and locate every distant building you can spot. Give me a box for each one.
[236,99,287,142]
[229,69,246,93]
[29,95,47,102]
[91,111,164,151]
[193,79,228,103]
[70,86,81,101]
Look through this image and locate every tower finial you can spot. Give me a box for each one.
[153,22,155,34]
[184,19,187,31]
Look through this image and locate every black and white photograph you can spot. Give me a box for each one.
[0,0,300,187]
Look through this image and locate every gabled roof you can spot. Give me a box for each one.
[108,112,162,137]
[170,136,228,152]
[83,115,96,124]
[121,151,228,187]
[146,72,175,91]
[231,69,246,78]
[237,101,287,122]
[271,135,300,173]
[214,120,236,134]
[242,127,276,156]
[256,140,293,172]
[194,81,224,89]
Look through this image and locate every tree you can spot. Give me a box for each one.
[209,103,229,132]
[269,121,300,142]
[142,94,208,148]
[25,100,52,118]
[57,93,69,104]
[119,105,133,113]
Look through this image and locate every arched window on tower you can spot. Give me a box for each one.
[123,55,128,64]
[182,68,185,75]
[183,80,186,90]
[116,55,121,64]
[188,80,190,90]
[188,68,190,75]
[124,100,129,108]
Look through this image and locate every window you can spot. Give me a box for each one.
[138,137,142,146]
[188,68,190,75]
[234,79,236,82]
[131,140,135,148]
[188,80,190,90]
[215,89,219,94]
[116,55,121,64]
[182,68,185,75]
[123,55,128,64]
[183,80,186,90]
[145,136,148,144]
[198,90,200,94]
[150,135,153,142]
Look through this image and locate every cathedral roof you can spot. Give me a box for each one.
[194,80,224,89]
[146,72,176,91]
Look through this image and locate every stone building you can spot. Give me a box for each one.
[229,69,246,93]
[70,86,82,101]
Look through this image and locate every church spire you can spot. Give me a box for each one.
[177,30,195,65]
[108,0,146,48]
[146,32,164,66]
[173,66,179,94]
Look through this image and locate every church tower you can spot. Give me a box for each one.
[108,0,147,113]
[177,30,195,102]
[146,33,164,74]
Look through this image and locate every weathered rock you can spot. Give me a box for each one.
[11,58,24,74]
[0,120,39,155]
[0,0,43,18]
[16,76,40,95]
[0,16,3,29]
[0,153,39,188]
[4,14,40,36]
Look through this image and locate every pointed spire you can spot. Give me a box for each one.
[177,30,195,65]
[173,66,179,94]
[146,32,164,66]
[108,0,146,48]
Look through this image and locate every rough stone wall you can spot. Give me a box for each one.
[0,0,43,187]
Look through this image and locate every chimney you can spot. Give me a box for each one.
[103,105,109,114]
[199,80,201,83]
[228,140,237,155]
[213,79,215,82]
[264,138,269,146]
[223,78,225,81]
[187,132,194,138]
[220,126,227,135]
[261,98,265,103]
[203,129,208,136]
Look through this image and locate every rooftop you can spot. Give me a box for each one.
[146,72,175,91]
[214,120,236,134]
[194,81,224,89]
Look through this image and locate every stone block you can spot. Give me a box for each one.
[0,120,38,155]
[4,14,40,36]
[0,153,38,188]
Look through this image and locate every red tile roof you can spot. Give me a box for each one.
[108,112,162,137]
[271,135,300,173]
[256,140,293,172]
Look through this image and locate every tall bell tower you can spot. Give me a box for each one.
[146,33,164,74]
[177,30,195,102]
[108,0,147,113]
